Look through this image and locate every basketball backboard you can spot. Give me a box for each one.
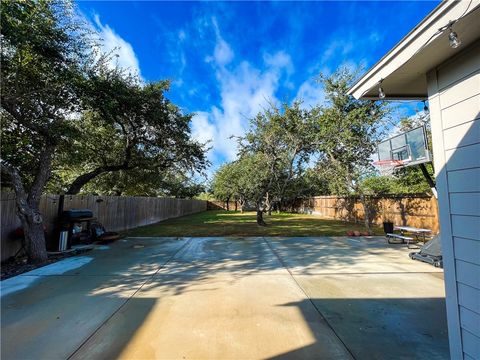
[376,125,431,168]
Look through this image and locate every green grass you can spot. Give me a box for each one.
[125,210,383,237]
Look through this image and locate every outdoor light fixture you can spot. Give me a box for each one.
[378,80,386,99]
[423,100,429,113]
[448,22,461,48]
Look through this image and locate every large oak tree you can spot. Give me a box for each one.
[53,70,208,195]
[1,0,208,262]
[236,101,316,225]
[1,0,92,262]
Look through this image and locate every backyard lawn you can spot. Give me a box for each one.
[125,210,383,237]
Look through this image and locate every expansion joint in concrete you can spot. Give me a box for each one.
[262,237,357,360]
[66,238,194,360]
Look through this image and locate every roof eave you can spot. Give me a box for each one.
[347,0,476,100]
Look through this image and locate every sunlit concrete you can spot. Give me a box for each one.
[72,274,351,360]
[1,236,448,359]
[267,236,444,275]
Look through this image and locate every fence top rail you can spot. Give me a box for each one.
[0,192,205,202]
[310,193,433,200]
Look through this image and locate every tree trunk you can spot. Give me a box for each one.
[360,195,372,235]
[265,192,271,216]
[226,197,230,211]
[2,145,54,263]
[256,209,266,226]
[13,203,48,263]
[24,220,47,262]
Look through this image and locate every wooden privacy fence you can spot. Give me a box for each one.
[1,193,207,261]
[295,195,439,233]
[207,200,243,211]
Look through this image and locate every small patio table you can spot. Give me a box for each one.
[394,226,432,248]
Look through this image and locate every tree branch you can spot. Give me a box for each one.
[28,143,55,207]
[1,161,28,216]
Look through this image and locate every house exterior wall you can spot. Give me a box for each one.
[427,40,480,360]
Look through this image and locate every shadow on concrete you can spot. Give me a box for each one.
[271,297,449,360]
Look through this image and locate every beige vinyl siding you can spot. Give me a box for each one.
[428,40,480,359]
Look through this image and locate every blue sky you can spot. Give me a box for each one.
[78,0,439,174]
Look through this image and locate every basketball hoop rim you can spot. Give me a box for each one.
[372,159,408,167]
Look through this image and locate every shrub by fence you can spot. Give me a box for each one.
[294,195,439,233]
[1,193,207,261]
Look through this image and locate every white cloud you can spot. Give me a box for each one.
[178,30,187,42]
[190,111,216,145]
[191,28,293,166]
[213,38,234,66]
[295,77,326,109]
[205,17,234,66]
[92,14,142,77]
[321,39,354,64]
[263,51,294,75]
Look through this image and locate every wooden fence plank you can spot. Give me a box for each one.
[295,195,439,233]
[1,193,207,261]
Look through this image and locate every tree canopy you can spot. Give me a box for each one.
[1,0,208,261]
[211,67,434,228]
[1,0,95,261]
[51,70,207,195]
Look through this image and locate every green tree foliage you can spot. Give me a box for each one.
[1,0,92,262]
[52,70,208,195]
[211,163,235,205]
[311,68,391,232]
[1,0,208,262]
[236,101,316,225]
[212,154,270,213]
[212,68,391,227]
[313,68,389,195]
[61,168,205,198]
[359,165,434,195]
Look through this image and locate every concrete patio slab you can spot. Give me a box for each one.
[266,236,444,275]
[1,273,149,360]
[159,237,286,276]
[71,273,352,360]
[1,236,449,360]
[295,273,448,360]
[68,237,189,276]
[265,236,449,360]
[1,238,189,360]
